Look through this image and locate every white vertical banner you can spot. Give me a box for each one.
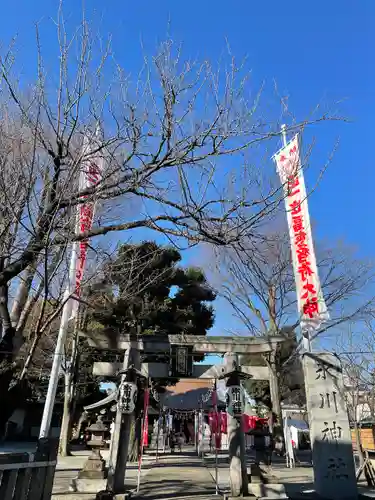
[274,134,329,343]
[70,132,103,318]
[39,130,103,438]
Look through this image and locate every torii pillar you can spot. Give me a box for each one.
[107,346,142,494]
[267,350,283,453]
[224,352,249,497]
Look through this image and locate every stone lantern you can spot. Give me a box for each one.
[79,415,108,479]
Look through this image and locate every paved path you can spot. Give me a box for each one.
[52,449,154,499]
[6,442,375,499]
[204,450,314,498]
[133,450,218,500]
[204,450,375,499]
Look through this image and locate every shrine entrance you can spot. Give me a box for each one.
[78,333,286,497]
[74,334,359,500]
[90,333,285,423]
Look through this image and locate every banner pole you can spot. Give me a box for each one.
[280,124,312,353]
[156,410,160,462]
[39,244,77,438]
[163,412,167,454]
[281,124,288,147]
[304,331,312,352]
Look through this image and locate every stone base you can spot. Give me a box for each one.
[70,477,107,493]
[248,483,288,499]
[78,469,107,479]
[95,491,115,500]
[78,453,107,480]
[224,496,249,499]
[95,491,132,500]
[250,464,278,485]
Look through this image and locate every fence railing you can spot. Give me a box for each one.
[0,438,58,500]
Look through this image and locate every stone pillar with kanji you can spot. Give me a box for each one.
[303,352,357,500]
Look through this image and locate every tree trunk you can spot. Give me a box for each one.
[59,371,74,456]
[354,420,365,468]
[18,329,44,381]
[59,317,80,456]
[353,391,365,468]
[0,369,16,437]
[0,275,21,434]
[10,264,37,328]
[128,417,142,462]
[265,354,284,454]
[72,411,87,440]
[0,373,29,438]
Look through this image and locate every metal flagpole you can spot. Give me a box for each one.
[39,242,77,438]
[213,379,219,495]
[194,410,198,453]
[156,410,161,462]
[163,413,167,454]
[304,329,312,353]
[281,123,288,147]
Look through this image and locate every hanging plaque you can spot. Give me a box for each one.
[226,385,245,417]
[170,345,193,377]
[118,381,137,414]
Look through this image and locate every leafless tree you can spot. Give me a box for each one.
[208,230,375,428]
[335,321,375,467]
[213,231,375,343]
[17,241,202,455]
[0,9,342,436]
[0,240,111,435]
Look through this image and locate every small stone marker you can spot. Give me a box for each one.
[303,353,357,500]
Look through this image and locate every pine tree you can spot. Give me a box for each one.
[85,241,216,460]
[89,241,215,338]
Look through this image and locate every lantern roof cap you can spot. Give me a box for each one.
[88,416,108,433]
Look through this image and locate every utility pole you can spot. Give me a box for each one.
[194,410,199,455]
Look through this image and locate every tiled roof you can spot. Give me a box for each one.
[161,378,222,410]
[168,379,213,394]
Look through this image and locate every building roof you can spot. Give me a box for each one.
[161,378,224,410]
[167,379,213,395]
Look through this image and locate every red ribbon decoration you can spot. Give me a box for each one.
[142,389,150,447]
[211,384,221,451]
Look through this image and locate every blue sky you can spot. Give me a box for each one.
[2,0,374,341]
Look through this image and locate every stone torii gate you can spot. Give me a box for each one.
[83,333,286,497]
[89,334,285,417]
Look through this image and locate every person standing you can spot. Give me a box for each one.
[253,421,271,468]
[169,431,176,453]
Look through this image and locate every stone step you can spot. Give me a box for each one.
[70,477,107,494]
[249,483,288,499]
